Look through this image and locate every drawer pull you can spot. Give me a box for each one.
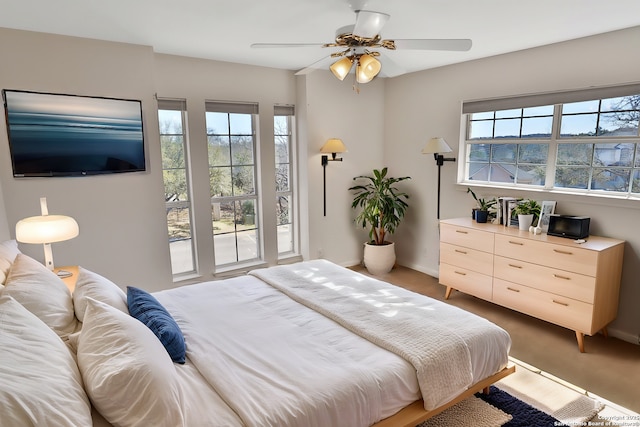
[552,299,569,306]
[506,287,520,293]
[455,230,469,234]
[508,240,524,246]
[553,274,571,280]
[553,249,573,255]
[508,263,523,269]
[454,249,468,254]
[454,271,467,276]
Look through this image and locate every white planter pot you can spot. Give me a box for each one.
[363,241,396,276]
[518,214,534,230]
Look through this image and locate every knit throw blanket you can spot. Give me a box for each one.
[250,259,476,410]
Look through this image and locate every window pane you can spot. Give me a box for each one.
[212,201,235,236]
[468,163,489,181]
[206,112,228,134]
[560,114,598,137]
[555,166,590,189]
[167,205,194,274]
[489,164,515,183]
[275,136,289,163]
[518,144,548,164]
[491,144,517,163]
[470,112,493,120]
[277,224,292,253]
[276,164,290,192]
[495,109,521,119]
[562,100,599,114]
[229,113,252,134]
[468,144,490,161]
[232,166,255,195]
[591,168,631,192]
[231,136,254,165]
[556,144,593,166]
[468,121,493,140]
[236,229,259,262]
[594,143,634,167]
[213,233,236,265]
[494,118,521,138]
[523,105,554,117]
[516,165,546,185]
[208,136,231,167]
[522,116,552,138]
[158,110,183,134]
[276,195,290,226]
[636,144,640,168]
[163,169,188,201]
[632,170,640,193]
[601,96,628,111]
[598,113,638,136]
[161,136,185,169]
[237,199,257,231]
[210,166,232,197]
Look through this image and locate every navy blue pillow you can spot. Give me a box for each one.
[127,286,186,364]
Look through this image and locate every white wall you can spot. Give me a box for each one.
[385,26,640,342]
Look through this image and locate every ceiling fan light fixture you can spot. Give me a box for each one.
[330,56,354,81]
[355,54,381,83]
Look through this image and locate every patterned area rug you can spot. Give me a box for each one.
[418,359,605,427]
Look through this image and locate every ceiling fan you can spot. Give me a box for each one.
[251,10,472,84]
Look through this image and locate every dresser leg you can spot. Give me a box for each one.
[602,327,609,338]
[445,287,453,300]
[575,331,585,353]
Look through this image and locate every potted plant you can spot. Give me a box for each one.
[466,187,496,223]
[349,167,410,275]
[512,199,541,230]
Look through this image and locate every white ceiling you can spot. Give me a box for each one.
[2,0,640,77]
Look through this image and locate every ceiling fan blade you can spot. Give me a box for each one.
[353,10,390,38]
[294,55,334,76]
[393,39,472,51]
[251,43,325,49]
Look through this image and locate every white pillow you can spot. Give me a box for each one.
[0,239,21,284]
[0,296,92,426]
[3,253,78,338]
[73,266,128,322]
[77,298,186,427]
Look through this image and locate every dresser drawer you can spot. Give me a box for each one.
[440,263,493,300]
[493,279,594,333]
[441,223,494,253]
[494,234,597,276]
[494,256,596,303]
[440,242,493,276]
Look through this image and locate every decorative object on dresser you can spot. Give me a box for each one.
[511,199,541,230]
[538,201,557,232]
[439,217,624,352]
[466,187,496,223]
[15,197,79,275]
[350,167,410,275]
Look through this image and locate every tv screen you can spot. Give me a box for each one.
[3,89,146,177]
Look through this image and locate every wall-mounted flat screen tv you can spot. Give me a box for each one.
[3,89,146,177]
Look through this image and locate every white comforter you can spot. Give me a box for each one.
[149,260,511,426]
[155,273,421,427]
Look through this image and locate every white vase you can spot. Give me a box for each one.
[518,214,534,230]
[363,241,396,276]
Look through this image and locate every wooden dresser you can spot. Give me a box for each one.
[439,217,624,352]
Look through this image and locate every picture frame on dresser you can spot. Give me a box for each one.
[539,201,556,232]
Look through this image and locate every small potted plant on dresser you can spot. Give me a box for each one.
[350,167,410,276]
[466,187,496,223]
[512,199,541,230]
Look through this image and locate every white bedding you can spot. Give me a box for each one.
[155,274,421,427]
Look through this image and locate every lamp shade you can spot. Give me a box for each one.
[16,215,79,244]
[356,54,381,84]
[422,137,453,154]
[320,138,347,154]
[330,57,354,81]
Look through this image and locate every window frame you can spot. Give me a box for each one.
[461,85,640,200]
[274,105,297,258]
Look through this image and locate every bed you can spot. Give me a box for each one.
[0,239,513,427]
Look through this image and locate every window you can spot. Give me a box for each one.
[462,85,640,197]
[274,105,296,255]
[157,99,196,275]
[205,101,260,267]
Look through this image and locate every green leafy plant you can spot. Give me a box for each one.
[466,187,496,211]
[513,199,541,220]
[349,168,411,246]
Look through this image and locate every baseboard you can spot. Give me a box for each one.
[400,261,439,279]
[607,327,640,346]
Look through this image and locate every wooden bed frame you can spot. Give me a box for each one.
[372,365,516,427]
